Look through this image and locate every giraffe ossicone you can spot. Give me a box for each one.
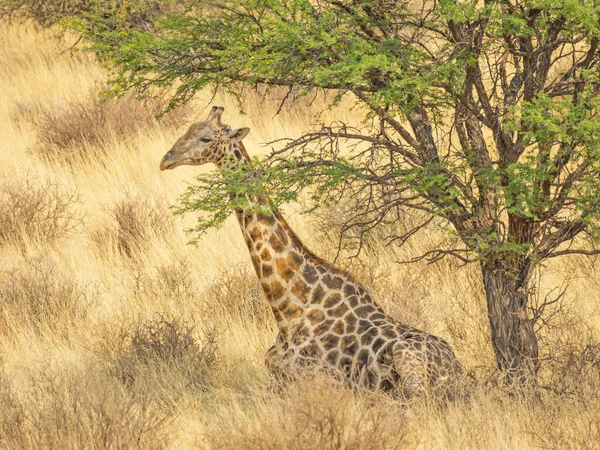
[161,106,466,398]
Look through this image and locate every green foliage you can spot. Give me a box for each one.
[68,0,465,112]
[174,156,361,240]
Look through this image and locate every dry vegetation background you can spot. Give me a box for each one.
[2,21,600,449]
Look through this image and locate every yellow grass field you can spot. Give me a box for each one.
[2,21,600,449]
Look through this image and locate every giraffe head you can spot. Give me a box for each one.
[159,106,250,171]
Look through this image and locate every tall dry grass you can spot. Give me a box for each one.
[1,20,600,449]
[34,91,189,158]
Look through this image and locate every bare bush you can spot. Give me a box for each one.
[91,193,174,257]
[308,195,443,258]
[0,259,95,337]
[548,343,600,396]
[346,260,437,334]
[538,318,600,395]
[0,177,80,246]
[205,376,408,450]
[104,314,219,393]
[111,194,172,255]
[204,265,272,328]
[36,92,188,155]
[0,366,174,450]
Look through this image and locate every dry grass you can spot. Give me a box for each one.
[2,20,600,450]
[204,265,273,327]
[127,258,197,306]
[0,259,95,337]
[0,0,183,28]
[0,366,175,450]
[36,92,189,158]
[0,370,27,449]
[91,192,174,257]
[205,376,409,450]
[0,176,80,246]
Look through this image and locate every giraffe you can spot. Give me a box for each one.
[160,106,466,397]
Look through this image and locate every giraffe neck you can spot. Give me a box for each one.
[222,142,317,331]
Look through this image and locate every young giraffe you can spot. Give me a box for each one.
[160,106,465,397]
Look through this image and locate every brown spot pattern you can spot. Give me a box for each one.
[269,234,286,252]
[260,248,272,261]
[291,279,311,300]
[307,309,326,325]
[323,293,342,308]
[330,303,349,317]
[275,257,296,282]
[227,183,463,396]
[311,285,325,304]
[283,303,303,320]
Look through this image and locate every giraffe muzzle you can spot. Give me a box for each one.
[160,151,175,171]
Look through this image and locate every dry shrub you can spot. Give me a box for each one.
[155,259,195,300]
[0,366,174,450]
[91,193,174,257]
[204,265,272,328]
[111,194,173,255]
[547,342,600,396]
[37,91,188,155]
[205,376,408,450]
[358,264,435,333]
[0,176,80,246]
[536,305,600,394]
[509,272,600,394]
[0,371,26,449]
[128,258,196,305]
[104,314,219,393]
[0,259,95,337]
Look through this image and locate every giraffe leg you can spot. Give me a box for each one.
[392,342,429,398]
[264,338,290,394]
[264,332,292,378]
[264,342,285,375]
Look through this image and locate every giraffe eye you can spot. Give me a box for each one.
[200,138,212,143]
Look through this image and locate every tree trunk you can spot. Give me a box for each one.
[481,258,539,386]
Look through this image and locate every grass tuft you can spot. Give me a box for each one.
[91,193,174,257]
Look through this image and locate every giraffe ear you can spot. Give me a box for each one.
[228,127,250,142]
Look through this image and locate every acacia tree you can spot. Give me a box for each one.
[71,0,600,384]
